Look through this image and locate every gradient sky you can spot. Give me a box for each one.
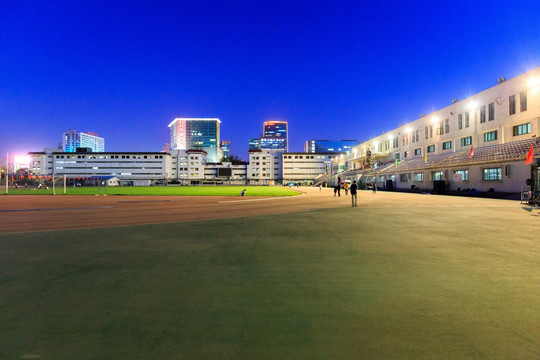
[1,0,540,162]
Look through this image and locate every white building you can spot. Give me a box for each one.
[247,150,282,185]
[281,152,340,185]
[169,149,207,184]
[341,67,540,193]
[28,151,169,185]
[204,162,248,183]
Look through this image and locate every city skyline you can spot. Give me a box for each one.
[1,1,540,162]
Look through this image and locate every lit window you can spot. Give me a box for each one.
[483,168,501,181]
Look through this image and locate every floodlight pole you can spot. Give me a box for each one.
[52,173,56,195]
[5,152,8,195]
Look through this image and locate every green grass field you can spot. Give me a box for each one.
[1,205,539,359]
[1,185,300,196]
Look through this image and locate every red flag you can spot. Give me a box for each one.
[21,175,25,179]
[11,175,14,181]
[468,145,474,158]
[47,176,51,180]
[41,175,45,180]
[525,145,534,165]
[362,165,365,170]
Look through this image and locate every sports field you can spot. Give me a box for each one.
[2,185,300,196]
[1,188,539,359]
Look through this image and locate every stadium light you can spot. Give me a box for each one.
[528,77,539,88]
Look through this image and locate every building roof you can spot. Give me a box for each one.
[168,117,221,127]
[28,151,169,155]
[283,152,345,155]
[340,138,540,177]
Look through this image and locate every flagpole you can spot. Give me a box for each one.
[5,153,8,195]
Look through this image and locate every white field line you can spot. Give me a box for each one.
[218,194,306,203]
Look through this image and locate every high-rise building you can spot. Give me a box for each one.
[169,118,221,163]
[260,137,286,151]
[249,138,261,150]
[62,130,105,153]
[263,121,288,151]
[220,140,231,158]
[305,139,358,153]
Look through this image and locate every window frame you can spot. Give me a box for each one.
[482,168,502,181]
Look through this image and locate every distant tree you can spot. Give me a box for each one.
[220,155,244,165]
[15,168,29,175]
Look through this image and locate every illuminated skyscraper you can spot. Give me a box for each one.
[169,118,221,162]
[62,129,105,152]
[304,139,358,153]
[263,121,288,151]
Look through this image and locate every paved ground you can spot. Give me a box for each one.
[0,187,537,234]
[2,187,540,359]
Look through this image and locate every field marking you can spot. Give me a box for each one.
[0,206,114,212]
[218,195,304,203]
[118,200,172,203]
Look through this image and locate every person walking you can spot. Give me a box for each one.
[344,182,349,196]
[350,180,358,207]
[373,182,377,194]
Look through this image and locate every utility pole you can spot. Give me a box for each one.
[5,153,8,194]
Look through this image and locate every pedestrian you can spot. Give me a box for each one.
[319,183,322,192]
[344,182,349,196]
[334,183,341,197]
[373,183,377,194]
[350,180,358,207]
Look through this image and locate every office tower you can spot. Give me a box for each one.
[62,130,105,153]
[221,140,231,158]
[260,137,286,151]
[263,121,288,151]
[249,138,261,150]
[304,140,359,153]
[168,117,221,163]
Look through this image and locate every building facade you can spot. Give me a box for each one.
[281,152,340,184]
[220,140,231,158]
[304,139,359,153]
[29,151,169,185]
[247,150,282,184]
[340,67,540,193]
[168,118,222,163]
[62,130,105,153]
[263,121,288,151]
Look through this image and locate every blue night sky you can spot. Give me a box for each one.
[1,1,540,161]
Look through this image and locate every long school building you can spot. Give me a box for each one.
[340,67,540,194]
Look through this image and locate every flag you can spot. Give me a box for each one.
[42,175,45,180]
[11,175,14,181]
[374,162,378,169]
[468,145,474,158]
[21,175,25,179]
[362,164,365,170]
[525,145,534,165]
[395,159,398,166]
[424,153,427,163]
